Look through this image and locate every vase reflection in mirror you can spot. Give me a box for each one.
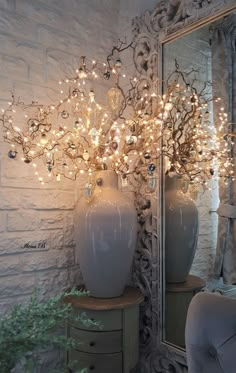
[75,170,137,298]
[165,174,199,284]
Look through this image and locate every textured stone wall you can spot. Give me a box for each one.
[0,0,121,316]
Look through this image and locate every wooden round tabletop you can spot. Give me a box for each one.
[166,274,206,293]
[63,286,144,310]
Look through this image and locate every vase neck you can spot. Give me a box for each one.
[96,170,118,189]
[165,175,182,192]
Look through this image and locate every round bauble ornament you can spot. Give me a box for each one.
[103,70,110,80]
[8,150,17,159]
[24,157,32,164]
[72,88,79,97]
[126,135,137,146]
[111,141,118,150]
[148,163,156,173]
[61,110,69,119]
[96,177,103,186]
[144,152,151,159]
[126,136,134,145]
[28,119,39,132]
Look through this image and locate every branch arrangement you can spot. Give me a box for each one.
[0,44,234,191]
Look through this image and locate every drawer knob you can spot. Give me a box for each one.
[89,365,95,370]
[89,341,95,347]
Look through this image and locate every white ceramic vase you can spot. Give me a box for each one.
[165,174,199,283]
[75,170,137,298]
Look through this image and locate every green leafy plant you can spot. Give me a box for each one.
[0,288,99,373]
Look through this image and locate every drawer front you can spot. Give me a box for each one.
[72,309,122,331]
[68,349,122,373]
[69,327,122,353]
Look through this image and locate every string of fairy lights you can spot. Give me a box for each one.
[0,43,234,191]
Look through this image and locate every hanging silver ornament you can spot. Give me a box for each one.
[106,147,113,156]
[144,152,151,159]
[130,122,136,133]
[78,67,87,79]
[74,120,80,130]
[203,110,210,120]
[89,89,95,101]
[149,177,156,191]
[24,157,32,164]
[84,183,93,199]
[148,163,156,174]
[8,150,17,159]
[47,163,53,172]
[125,136,134,145]
[121,175,128,187]
[28,118,39,132]
[103,70,110,80]
[83,151,90,161]
[71,88,79,97]
[107,87,122,111]
[69,142,76,150]
[111,141,118,150]
[96,178,103,186]
[115,59,122,68]
[40,133,48,145]
[61,110,69,119]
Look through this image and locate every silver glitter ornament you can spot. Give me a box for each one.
[47,163,53,172]
[103,70,110,80]
[148,163,156,173]
[125,136,134,145]
[144,152,151,159]
[72,88,79,97]
[28,119,39,132]
[8,150,17,159]
[61,110,69,119]
[111,141,118,150]
[96,178,103,186]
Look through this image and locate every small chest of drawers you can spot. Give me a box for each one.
[65,287,143,373]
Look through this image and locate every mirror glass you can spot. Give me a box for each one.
[162,11,236,349]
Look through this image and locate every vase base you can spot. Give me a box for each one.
[88,289,124,299]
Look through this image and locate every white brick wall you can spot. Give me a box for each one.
[0,0,123,316]
[0,0,154,321]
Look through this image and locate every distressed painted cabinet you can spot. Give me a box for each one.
[66,287,144,373]
[165,275,205,348]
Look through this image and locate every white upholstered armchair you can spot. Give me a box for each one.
[185,291,236,373]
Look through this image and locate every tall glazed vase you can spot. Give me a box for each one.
[75,170,137,298]
[165,175,199,283]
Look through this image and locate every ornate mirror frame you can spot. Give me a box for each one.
[132,1,236,372]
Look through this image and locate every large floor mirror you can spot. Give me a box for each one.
[132,2,236,371]
[162,9,236,351]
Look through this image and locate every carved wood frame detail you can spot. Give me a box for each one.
[132,1,236,372]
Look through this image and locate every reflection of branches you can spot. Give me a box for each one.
[159,64,234,187]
